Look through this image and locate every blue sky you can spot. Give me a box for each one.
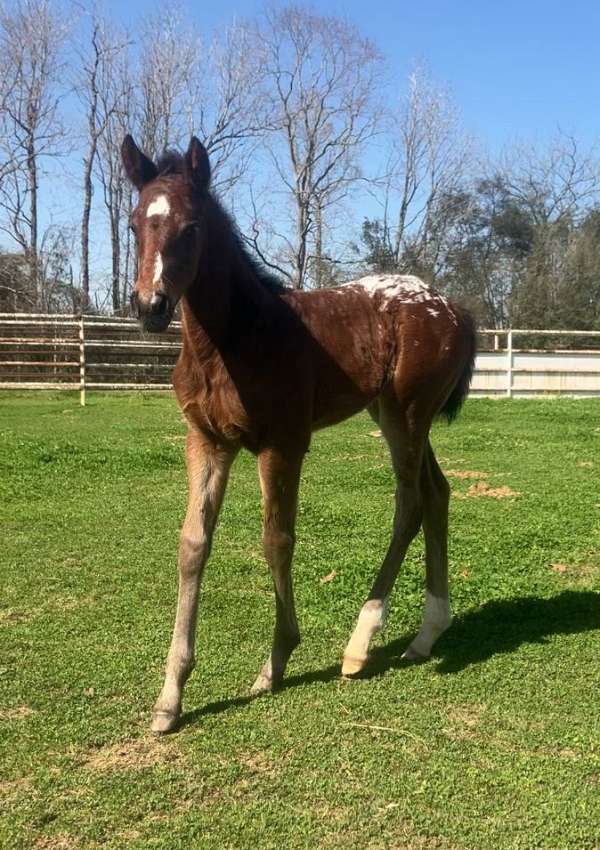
[104,0,600,150]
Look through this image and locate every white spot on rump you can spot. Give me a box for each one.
[344,274,437,310]
[153,252,163,284]
[146,195,170,218]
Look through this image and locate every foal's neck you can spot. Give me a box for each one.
[181,198,276,356]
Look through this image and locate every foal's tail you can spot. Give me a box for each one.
[439,307,477,423]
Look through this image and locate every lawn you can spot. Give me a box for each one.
[1,392,599,850]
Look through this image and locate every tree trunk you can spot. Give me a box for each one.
[110,209,121,313]
[81,143,96,309]
[314,201,323,288]
[122,188,133,309]
[26,136,39,307]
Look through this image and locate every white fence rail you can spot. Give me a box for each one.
[474,330,600,398]
[1,315,600,404]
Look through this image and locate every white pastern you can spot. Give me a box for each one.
[403,591,452,659]
[342,598,388,675]
[146,195,170,218]
[153,252,163,285]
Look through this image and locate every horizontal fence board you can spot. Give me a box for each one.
[1,316,600,401]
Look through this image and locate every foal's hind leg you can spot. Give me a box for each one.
[251,448,303,694]
[403,441,452,660]
[151,431,237,734]
[342,400,426,676]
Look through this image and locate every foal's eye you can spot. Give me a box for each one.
[181,222,199,239]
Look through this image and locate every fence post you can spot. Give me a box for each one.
[506,329,513,397]
[79,315,86,407]
[494,333,499,351]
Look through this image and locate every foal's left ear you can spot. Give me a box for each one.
[185,136,211,191]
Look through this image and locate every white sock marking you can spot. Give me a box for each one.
[345,598,388,663]
[408,591,452,657]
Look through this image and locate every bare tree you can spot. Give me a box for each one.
[499,131,600,227]
[137,13,267,193]
[379,65,472,282]
[187,21,270,194]
[76,16,130,308]
[95,36,134,312]
[254,5,382,289]
[136,7,198,159]
[0,0,67,307]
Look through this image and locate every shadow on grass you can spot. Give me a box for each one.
[179,590,599,729]
[372,589,600,676]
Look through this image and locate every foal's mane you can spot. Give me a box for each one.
[155,150,286,296]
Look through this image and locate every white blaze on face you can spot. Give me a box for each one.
[146,194,170,218]
[153,252,163,285]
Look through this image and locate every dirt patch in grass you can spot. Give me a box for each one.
[454,481,519,499]
[550,561,598,584]
[443,704,484,741]
[0,704,34,721]
[237,750,279,776]
[0,608,31,625]
[83,736,182,772]
[445,469,489,480]
[33,835,78,850]
[0,775,33,799]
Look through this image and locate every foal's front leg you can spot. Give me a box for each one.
[151,431,237,734]
[251,448,303,694]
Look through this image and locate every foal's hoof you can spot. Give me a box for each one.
[151,710,179,735]
[341,654,367,677]
[250,673,273,695]
[401,644,429,662]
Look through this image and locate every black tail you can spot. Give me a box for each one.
[439,307,477,423]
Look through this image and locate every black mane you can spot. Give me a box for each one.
[156,150,186,177]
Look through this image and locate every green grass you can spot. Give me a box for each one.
[1,392,599,850]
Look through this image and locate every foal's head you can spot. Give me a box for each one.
[121,135,211,332]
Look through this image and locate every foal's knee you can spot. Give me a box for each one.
[179,532,210,576]
[263,527,295,565]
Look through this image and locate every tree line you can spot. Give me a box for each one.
[1,0,599,330]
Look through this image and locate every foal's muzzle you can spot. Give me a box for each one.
[131,290,173,333]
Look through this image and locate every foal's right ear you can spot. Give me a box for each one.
[121,135,158,190]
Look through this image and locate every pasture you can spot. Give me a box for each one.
[1,393,599,850]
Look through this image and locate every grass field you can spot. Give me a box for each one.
[1,392,599,850]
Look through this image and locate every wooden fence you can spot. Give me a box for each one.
[1,314,600,405]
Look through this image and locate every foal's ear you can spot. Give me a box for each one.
[121,135,158,190]
[185,136,211,191]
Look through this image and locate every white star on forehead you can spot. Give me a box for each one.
[146,195,170,218]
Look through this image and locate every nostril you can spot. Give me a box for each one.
[150,292,168,316]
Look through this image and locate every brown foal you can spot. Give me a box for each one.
[121,135,476,734]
